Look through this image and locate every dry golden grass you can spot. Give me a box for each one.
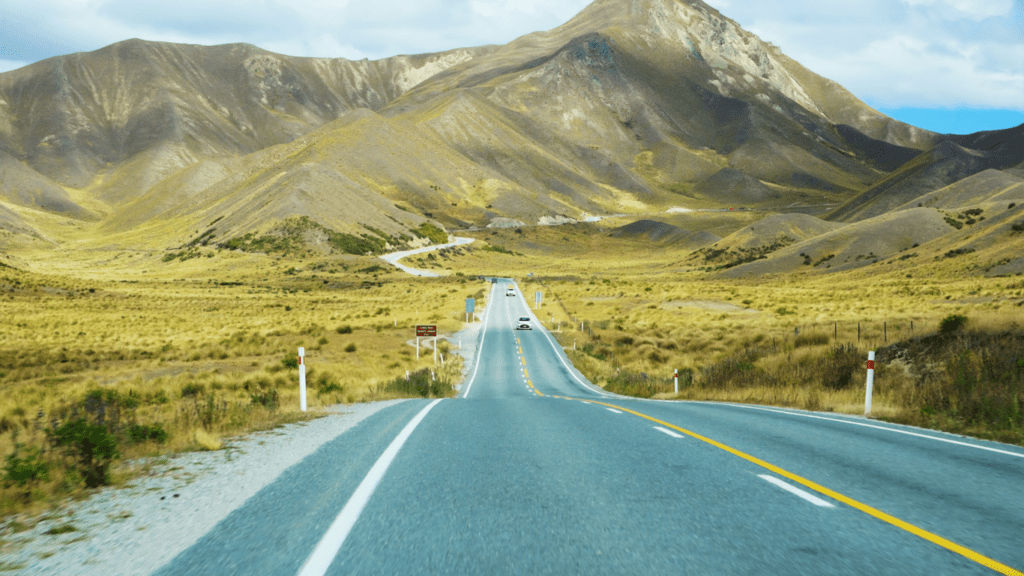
[441,222,1023,444]
[0,255,486,515]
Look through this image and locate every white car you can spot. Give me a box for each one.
[506,287,516,297]
[516,317,532,330]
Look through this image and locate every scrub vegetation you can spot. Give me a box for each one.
[0,258,481,516]
[446,221,1024,447]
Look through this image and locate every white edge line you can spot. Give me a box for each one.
[533,307,613,398]
[606,408,622,414]
[461,282,496,399]
[654,426,684,439]
[297,399,443,576]
[758,474,835,508]
[726,403,1024,459]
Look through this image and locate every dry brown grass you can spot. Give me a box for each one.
[0,257,486,515]
[443,222,1024,445]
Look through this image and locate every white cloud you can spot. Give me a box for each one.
[2,0,1020,112]
[0,59,32,73]
[704,0,1023,111]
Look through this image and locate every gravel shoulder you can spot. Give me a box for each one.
[1,400,409,575]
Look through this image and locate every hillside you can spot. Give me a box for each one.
[2,0,1021,272]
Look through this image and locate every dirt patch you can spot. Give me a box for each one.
[659,300,756,313]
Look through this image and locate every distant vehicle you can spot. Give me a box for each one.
[490,278,497,283]
[506,287,516,297]
[516,317,532,330]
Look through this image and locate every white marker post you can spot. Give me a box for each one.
[674,368,679,394]
[416,337,420,360]
[865,351,875,417]
[433,337,437,365]
[299,347,307,412]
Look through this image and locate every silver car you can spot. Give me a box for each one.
[516,317,532,330]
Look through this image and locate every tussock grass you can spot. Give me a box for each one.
[0,262,486,516]
[441,223,1024,446]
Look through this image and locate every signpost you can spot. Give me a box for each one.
[865,351,876,416]
[535,291,542,309]
[416,325,436,362]
[465,298,475,323]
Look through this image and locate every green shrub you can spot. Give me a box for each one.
[50,419,119,488]
[939,314,968,334]
[335,325,353,334]
[3,445,50,500]
[345,343,357,353]
[126,423,168,444]
[281,352,299,369]
[821,345,863,390]
[181,382,205,398]
[250,389,280,409]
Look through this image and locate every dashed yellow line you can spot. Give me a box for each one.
[527,380,544,397]
[578,398,1022,576]
[520,357,525,366]
[524,369,529,378]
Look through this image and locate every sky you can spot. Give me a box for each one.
[0,0,1020,135]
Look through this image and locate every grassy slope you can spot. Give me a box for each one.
[0,253,484,516]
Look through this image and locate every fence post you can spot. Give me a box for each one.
[865,351,875,417]
[674,368,678,394]
[298,347,306,412]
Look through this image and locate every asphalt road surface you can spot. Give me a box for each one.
[157,281,1024,575]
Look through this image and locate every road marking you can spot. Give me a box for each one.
[518,347,523,355]
[527,380,544,397]
[606,408,622,414]
[524,369,529,378]
[297,399,443,576]
[577,399,1023,576]
[758,474,834,508]
[653,426,684,439]
[534,318,613,397]
[725,403,1024,459]
[461,283,498,399]
[520,357,525,366]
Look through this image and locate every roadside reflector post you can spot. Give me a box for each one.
[416,337,420,360]
[298,347,307,412]
[674,368,679,394]
[433,337,437,365]
[865,351,876,417]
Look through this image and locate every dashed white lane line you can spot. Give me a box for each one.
[758,474,835,508]
[297,399,443,576]
[653,426,684,439]
[606,408,622,414]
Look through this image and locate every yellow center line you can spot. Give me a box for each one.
[519,347,523,355]
[520,357,525,366]
[528,380,544,397]
[577,398,1022,576]
[524,369,529,378]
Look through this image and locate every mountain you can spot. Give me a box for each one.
[827,124,1024,222]
[0,40,493,197]
[2,0,1019,268]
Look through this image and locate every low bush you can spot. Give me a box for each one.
[50,419,119,488]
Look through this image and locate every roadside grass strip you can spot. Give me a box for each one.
[578,399,1023,576]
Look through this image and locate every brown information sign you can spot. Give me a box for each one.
[416,325,437,337]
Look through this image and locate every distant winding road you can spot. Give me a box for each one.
[156,280,1024,575]
[379,237,475,277]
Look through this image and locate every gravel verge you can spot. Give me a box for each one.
[0,400,409,575]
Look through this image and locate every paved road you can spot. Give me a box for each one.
[379,237,474,277]
[157,281,1024,575]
